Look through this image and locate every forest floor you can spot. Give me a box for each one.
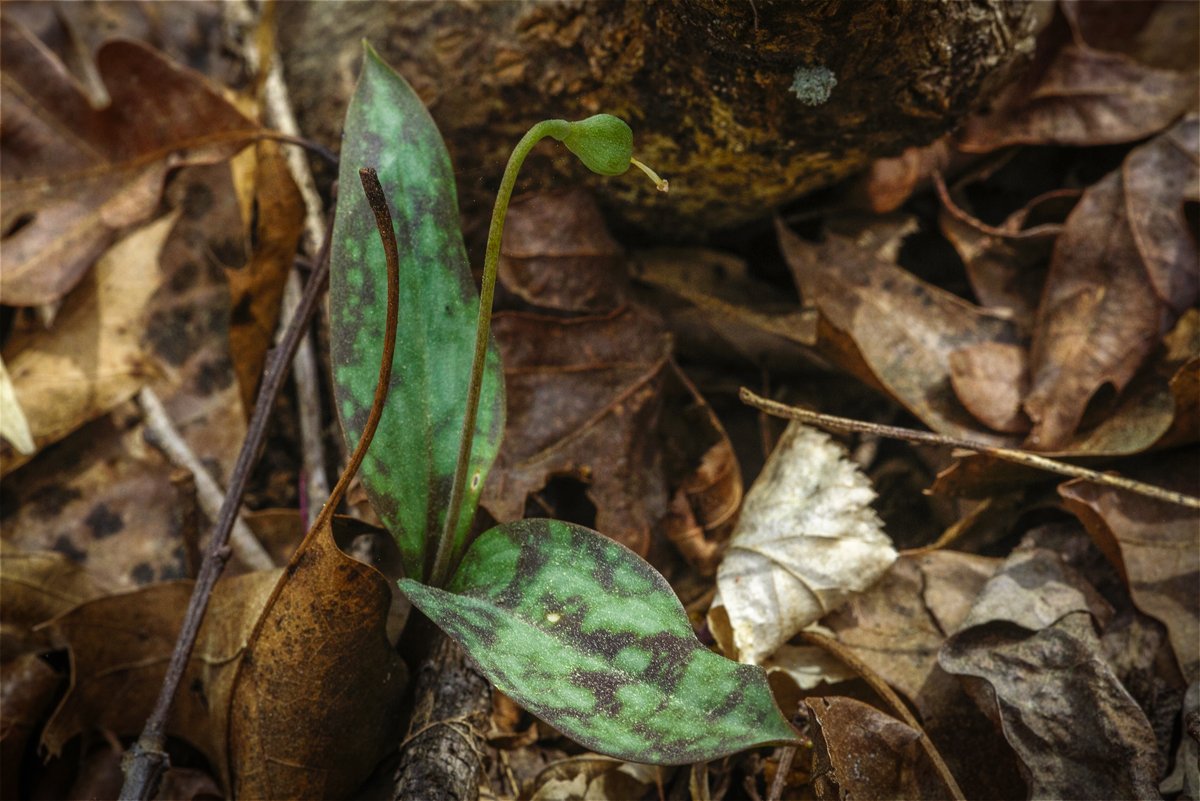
[1,2,1197,800]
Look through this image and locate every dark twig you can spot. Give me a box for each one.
[118,209,335,801]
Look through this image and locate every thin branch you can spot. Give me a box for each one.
[118,214,334,801]
[740,387,1200,509]
[138,387,273,571]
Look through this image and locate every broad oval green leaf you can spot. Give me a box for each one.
[400,519,800,764]
[330,43,504,581]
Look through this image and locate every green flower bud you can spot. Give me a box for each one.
[560,114,634,176]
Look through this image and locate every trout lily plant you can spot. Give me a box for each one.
[330,43,799,764]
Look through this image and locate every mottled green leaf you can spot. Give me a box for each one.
[400,519,800,764]
[330,43,504,581]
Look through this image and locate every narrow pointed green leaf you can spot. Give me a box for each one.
[330,43,504,581]
[400,519,800,765]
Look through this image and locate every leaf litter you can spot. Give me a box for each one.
[2,2,1198,799]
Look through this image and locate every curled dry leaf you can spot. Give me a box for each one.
[709,420,895,665]
[939,548,1162,800]
[1060,449,1200,683]
[1,212,176,476]
[936,175,1078,327]
[37,517,405,799]
[779,220,1021,444]
[224,141,305,414]
[959,43,1195,152]
[1024,116,1200,449]
[805,695,956,801]
[658,364,742,576]
[0,20,258,306]
[225,515,408,798]
[482,304,672,556]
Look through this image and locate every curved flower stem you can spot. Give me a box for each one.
[432,118,570,588]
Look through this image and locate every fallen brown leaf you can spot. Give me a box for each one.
[1024,115,1200,448]
[823,552,1025,800]
[482,303,672,556]
[948,342,1031,434]
[936,176,1078,328]
[959,42,1194,152]
[1060,449,1200,683]
[498,189,627,314]
[0,543,109,655]
[36,516,405,799]
[805,695,956,801]
[779,220,1022,444]
[939,547,1162,799]
[224,515,407,798]
[0,18,258,306]
[630,247,818,371]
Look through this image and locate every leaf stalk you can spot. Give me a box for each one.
[432,118,569,587]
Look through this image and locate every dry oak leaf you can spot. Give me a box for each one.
[939,547,1162,800]
[958,42,1195,152]
[709,420,895,666]
[1,212,176,476]
[0,18,258,306]
[779,220,1022,445]
[1024,115,1200,449]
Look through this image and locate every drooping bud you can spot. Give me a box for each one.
[559,114,634,176]
[555,114,669,192]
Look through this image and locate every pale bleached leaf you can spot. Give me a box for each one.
[709,421,896,664]
[0,356,35,454]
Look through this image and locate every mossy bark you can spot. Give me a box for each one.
[280,0,1034,237]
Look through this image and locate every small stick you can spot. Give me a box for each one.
[740,387,1200,509]
[118,211,334,801]
[138,387,273,571]
[766,746,796,801]
[797,630,966,801]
